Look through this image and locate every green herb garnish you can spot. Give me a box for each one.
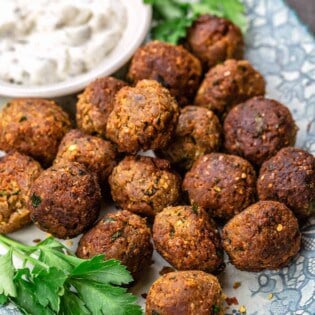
[144,0,247,44]
[0,235,142,315]
[31,193,42,208]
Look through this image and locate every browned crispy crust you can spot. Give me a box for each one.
[194,59,265,115]
[183,153,256,220]
[106,80,179,153]
[76,210,153,279]
[0,151,42,233]
[54,129,117,184]
[186,14,244,70]
[109,156,181,216]
[0,98,71,167]
[145,270,224,315]
[76,76,127,137]
[156,106,221,170]
[29,162,101,239]
[127,41,202,106]
[223,96,298,166]
[222,200,301,271]
[153,205,223,272]
[257,147,315,220]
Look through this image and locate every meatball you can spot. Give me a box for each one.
[186,14,244,70]
[109,156,181,216]
[54,129,117,184]
[183,153,256,220]
[0,98,72,166]
[127,41,202,106]
[257,147,315,220]
[224,96,298,166]
[146,271,224,315]
[29,162,101,239]
[76,76,128,137]
[76,210,153,279]
[194,60,265,115]
[222,201,301,271]
[0,151,42,233]
[156,106,221,170]
[153,205,223,272]
[106,80,179,153]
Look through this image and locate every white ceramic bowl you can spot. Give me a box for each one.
[0,0,151,98]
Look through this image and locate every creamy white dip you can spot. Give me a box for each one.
[0,0,126,85]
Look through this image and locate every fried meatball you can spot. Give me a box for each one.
[106,80,179,153]
[109,156,181,216]
[76,210,153,279]
[153,205,223,272]
[127,41,202,106]
[183,153,256,220]
[76,76,128,137]
[0,151,42,233]
[0,98,71,167]
[54,129,117,184]
[146,271,224,315]
[194,60,265,115]
[186,14,244,70]
[29,162,101,239]
[156,106,221,170]
[224,96,298,166]
[257,147,315,220]
[222,201,301,271]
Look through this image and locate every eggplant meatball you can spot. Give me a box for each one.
[153,205,223,272]
[54,129,117,184]
[222,201,301,271]
[0,98,71,166]
[186,14,244,70]
[0,151,42,233]
[183,153,256,220]
[76,77,127,137]
[224,96,298,166]
[146,271,224,315]
[127,41,202,106]
[76,210,153,279]
[109,156,181,216]
[29,162,101,239]
[257,147,315,220]
[156,106,221,170]
[106,80,179,153]
[194,60,265,115]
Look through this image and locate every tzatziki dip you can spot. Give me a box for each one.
[0,0,126,85]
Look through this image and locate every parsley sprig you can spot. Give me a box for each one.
[0,235,142,315]
[145,0,247,44]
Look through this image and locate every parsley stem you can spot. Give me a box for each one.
[0,235,47,269]
[0,234,36,252]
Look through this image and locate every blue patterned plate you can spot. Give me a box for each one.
[0,0,314,314]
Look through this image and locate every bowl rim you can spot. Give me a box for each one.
[0,0,152,98]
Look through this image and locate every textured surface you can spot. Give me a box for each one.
[0,0,314,314]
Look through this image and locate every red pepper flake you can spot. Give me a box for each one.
[233,281,241,289]
[159,266,175,275]
[225,297,239,306]
[141,293,147,299]
[32,238,41,243]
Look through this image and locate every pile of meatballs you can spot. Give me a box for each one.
[0,14,314,315]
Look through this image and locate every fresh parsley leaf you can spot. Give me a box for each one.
[71,280,142,315]
[0,294,8,305]
[70,256,133,286]
[13,280,54,315]
[59,288,90,315]
[32,267,67,312]
[0,250,16,299]
[146,0,247,44]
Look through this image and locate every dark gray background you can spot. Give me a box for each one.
[286,0,315,33]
